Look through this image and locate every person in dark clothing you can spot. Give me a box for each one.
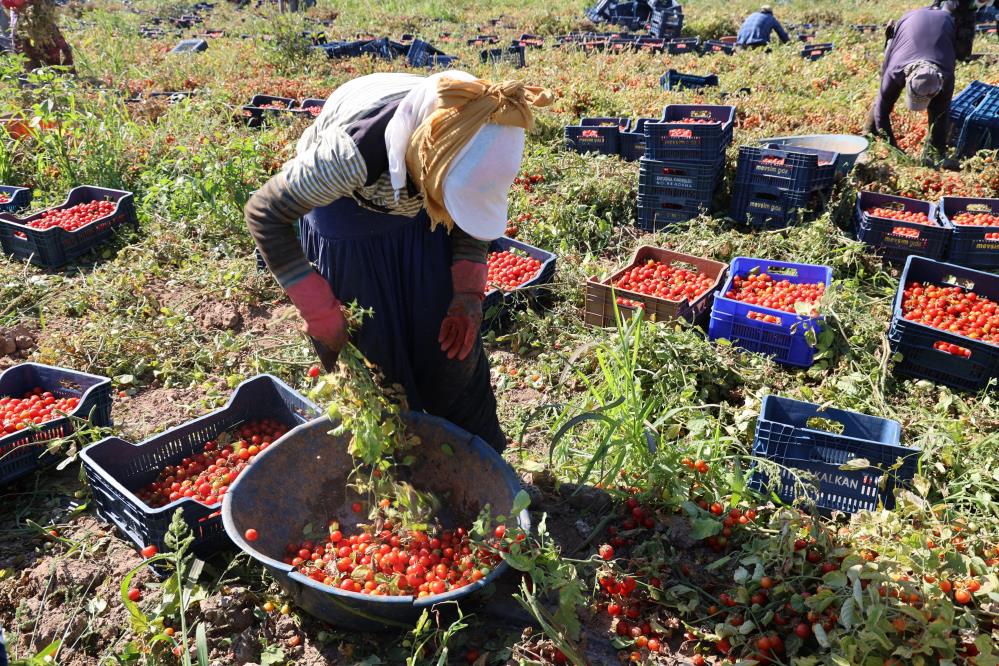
[735,5,790,47]
[862,3,978,168]
[932,0,996,61]
[245,72,552,452]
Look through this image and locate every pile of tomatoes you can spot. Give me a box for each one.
[486,250,542,293]
[668,116,720,138]
[134,419,289,508]
[952,211,999,228]
[725,273,825,316]
[865,207,933,226]
[26,200,116,232]
[1,388,79,436]
[275,518,517,598]
[260,102,290,111]
[611,258,715,303]
[901,281,999,345]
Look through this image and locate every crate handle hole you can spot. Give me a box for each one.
[966,204,991,213]
[805,416,845,435]
[932,340,972,359]
[765,266,799,277]
[891,225,920,238]
[747,310,782,325]
[941,274,975,291]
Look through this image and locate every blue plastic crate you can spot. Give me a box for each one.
[939,195,999,269]
[170,39,208,54]
[729,182,817,230]
[949,81,998,129]
[853,191,946,264]
[953,89,999,158]
[565,117,629,156]
[708,257,832,367]
[736,145,837,194]
[702,40,735,55]
[801,42,834,60]
[660,69,719,91]
[644,104,735,161]
[482,237,557,329]
[750,395,915,513]
[0,186,137,269]
[0,186,31,213]
[635,37,666,54]
[480,45,525,68]
[667,37,700,54]
[1,363,112,487]
[888,256,999,393]
[79,375,320,557]
[638,156,724,202]
[619,118,656,161]
[649,5,683,38]
[636,197,710,231]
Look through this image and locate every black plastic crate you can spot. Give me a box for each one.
[702,40,735,55]
[79,375,320,557]
[729,182,816,230]
[634,37,666,54]
[750,395,915,513]
[636,197,711,230]
[735,145,837,194]
[480,45,525,68]
[170,39,208,54]
[660,69,719,92]
[853,191,946,264]
[0,186,31,213]
[515,34,544,48]
[1,363,112,487]
[649,4,683,38]
[482,237,557,329]
[565,117,629,156]
[801,42,834,60]
[0,186,137,269]
[939,195,999,269]
[667,37,700,55]
[466,34,499,46]
[638,156,724,202]
[619,118,656,161]
[644,104,735,162]
[407,39,447,67]
[888,256,999,392]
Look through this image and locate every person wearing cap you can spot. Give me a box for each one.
[735,5,790,48]
[863,2,983,168]
[246,72,552,453]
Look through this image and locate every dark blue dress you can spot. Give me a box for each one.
[299,198,506,452]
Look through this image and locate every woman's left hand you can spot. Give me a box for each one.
[439,293,482,361]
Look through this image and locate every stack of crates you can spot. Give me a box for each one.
[948,81,999,158]
[637,104,735,230]
[649,2,683,38]
[730,144,837,230]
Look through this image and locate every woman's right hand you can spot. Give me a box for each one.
[285,271,348,354]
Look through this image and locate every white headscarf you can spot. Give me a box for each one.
[384,69,479,197]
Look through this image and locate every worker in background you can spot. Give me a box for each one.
[735,5,790,48]
[0,8,13,55]
[246,72,552,453]
[931,0,996,61]
[863,1,990,169]
[10,0,73,72]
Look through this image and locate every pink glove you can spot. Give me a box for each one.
[439,260,487,361]
[285,271,348,355]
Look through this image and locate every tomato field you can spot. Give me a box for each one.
[2,0,999,664]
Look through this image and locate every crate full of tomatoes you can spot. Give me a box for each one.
[0,186,137,269]
[853,191,947,264]
[482,237,557,328]
[888,256,999,393]
[939,195,999,269]
[1,363,112,487]
[708,257,832,368]
[564,117,630,156]
[584,246,728,327]
[79,375,320,557]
